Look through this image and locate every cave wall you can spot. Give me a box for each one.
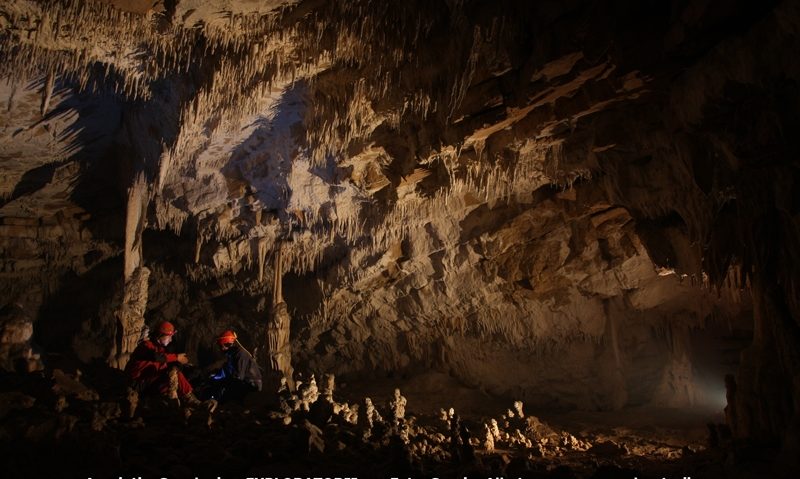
[1,0,798,451]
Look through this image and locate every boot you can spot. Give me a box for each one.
[182,392,218,412]
[181,392,202,407]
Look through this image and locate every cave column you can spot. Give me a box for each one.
[109,173,151,369]
[267,242,295,390]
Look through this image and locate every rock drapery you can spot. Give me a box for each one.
[1,0,798,464]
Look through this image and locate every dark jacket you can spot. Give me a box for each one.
[212,343,262,391]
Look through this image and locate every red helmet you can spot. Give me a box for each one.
[216,329,237,346]
[156,321,177,337]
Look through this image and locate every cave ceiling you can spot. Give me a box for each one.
[1,0,799,406]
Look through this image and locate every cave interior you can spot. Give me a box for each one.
[1,0,799,478]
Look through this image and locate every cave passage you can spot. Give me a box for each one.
[1,0,799,478]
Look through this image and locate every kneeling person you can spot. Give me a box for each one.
[207,330,262,402]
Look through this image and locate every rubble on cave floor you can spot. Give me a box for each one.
[0,366,788,479]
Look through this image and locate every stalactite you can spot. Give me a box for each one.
[194,232,203,264]
[40,70,55,116]
[2,0,757,394]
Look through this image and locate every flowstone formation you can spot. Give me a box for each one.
[1,0,799,472]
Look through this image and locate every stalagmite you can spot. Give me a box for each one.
[299,374,319,411]
[513,400,525,419]
[363,396,383,432]
[168,366,179,400]
[479,424,494,453]
[267,242,295,390]
[109,173,150,370]
[126,387,138,419]
[322,373,335,403]
[389,387,407,424]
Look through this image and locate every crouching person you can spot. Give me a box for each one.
[205,330,262,403]
[125,320,203,408]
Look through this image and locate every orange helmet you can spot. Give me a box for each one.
[156,321,177,337]
[216,329,237,346]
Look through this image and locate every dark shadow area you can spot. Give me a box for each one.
[221,82,305,214]
[142,228,196,271]
[13,76,129,242]
[208,291,265,351]
[283,270,324,319]
[34,256,123,357]
[0,75,123,216]
[2,159,70,208]
[634,211,686,268]
[459,201,525,244]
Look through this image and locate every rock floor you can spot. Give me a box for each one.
[0,366,793,479]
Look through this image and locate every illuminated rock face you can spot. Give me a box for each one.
[0,0,798,449]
